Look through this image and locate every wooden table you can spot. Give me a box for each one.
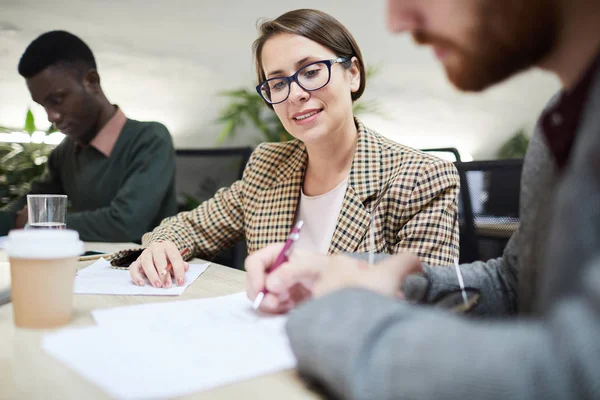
[0,242,318,400]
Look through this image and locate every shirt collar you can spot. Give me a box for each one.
[541,51,600,169]
[89,107,127,157]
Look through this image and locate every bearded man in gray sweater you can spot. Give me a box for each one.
[245,0,600,399]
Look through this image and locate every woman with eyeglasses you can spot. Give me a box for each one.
[125,9,460,291]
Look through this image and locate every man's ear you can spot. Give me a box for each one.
[82,69,101,93]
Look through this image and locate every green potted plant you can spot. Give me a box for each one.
[497,128,530,159]
[0,109,57,208]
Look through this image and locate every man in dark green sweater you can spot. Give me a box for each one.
[0,31,176,242]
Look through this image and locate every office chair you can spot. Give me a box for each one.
[454,159,523,263]
[421,147,462,162]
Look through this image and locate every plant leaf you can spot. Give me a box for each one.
[181,193,201,211]
[497,129,529,159]
[365,64,382,80]
[216,119,238,145]
[24,109,36,134]
[0,138,52,208]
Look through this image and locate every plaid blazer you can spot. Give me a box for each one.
[141,119,459,266]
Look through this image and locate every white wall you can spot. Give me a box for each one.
[0,0,560,159]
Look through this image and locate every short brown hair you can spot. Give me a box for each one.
[253,9,366,103]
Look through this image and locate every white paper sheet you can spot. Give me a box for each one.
[74,258,210,296]
[0,235,7,249]
[92,292,286,332]
[42,293,296,400]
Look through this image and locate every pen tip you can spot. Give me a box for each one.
[252,292,265,311]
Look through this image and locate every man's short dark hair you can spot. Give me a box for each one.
[18,30,97,79]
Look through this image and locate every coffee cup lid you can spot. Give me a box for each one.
[6,229,84,259]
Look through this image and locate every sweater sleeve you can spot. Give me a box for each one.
[286,253,600,400]
[346,227,519,317]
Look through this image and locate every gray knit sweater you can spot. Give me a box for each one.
[285,64,600,400]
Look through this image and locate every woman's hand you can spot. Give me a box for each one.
[245,243,423,314]
[245,243,325,314]
[129,241,190,288]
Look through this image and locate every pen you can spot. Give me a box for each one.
[252,220,304,310]
[78,252,111,262]
[163,247,192,275]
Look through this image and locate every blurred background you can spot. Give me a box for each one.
[0,0,560,160]
[0,0,563,267]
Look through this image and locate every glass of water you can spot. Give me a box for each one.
[27,194,67,230]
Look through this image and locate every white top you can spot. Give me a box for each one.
[293,177,349,254]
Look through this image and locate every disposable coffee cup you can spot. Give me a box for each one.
[6,229,84,329]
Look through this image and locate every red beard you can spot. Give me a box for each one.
[412,0,559,92]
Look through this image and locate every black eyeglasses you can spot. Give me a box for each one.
[256,57,351,105]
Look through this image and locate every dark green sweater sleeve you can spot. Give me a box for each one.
[0,146,65,235]
[66,124,175,242]
[0,211,17,235]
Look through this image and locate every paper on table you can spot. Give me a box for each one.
[42,292,296,400]
[74,258,210,296]
[0,235,7,249]
[92,292,285,332]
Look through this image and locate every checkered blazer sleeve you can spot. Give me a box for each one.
[393,159,459,266]
[141,179,245,260]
